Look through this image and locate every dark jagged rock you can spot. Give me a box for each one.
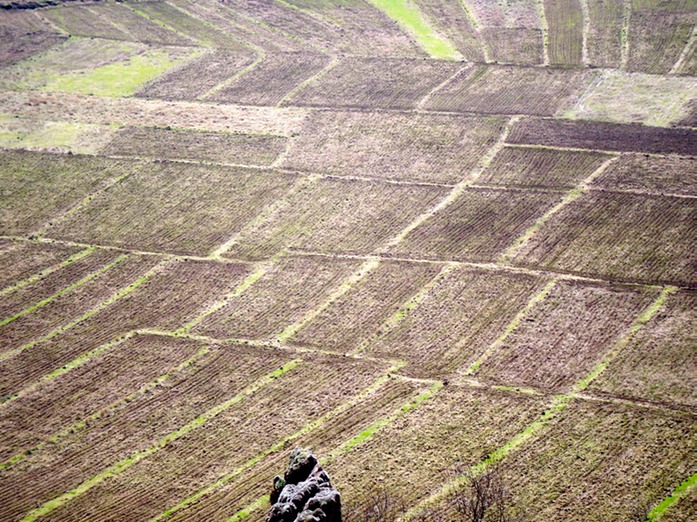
[267,448,342,522]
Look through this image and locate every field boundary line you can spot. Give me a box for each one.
[125,3,200,46]
[351,263,457,356]
[381,115,519,250]
[82,5,142,41]
[586,186,697,200]
[3,235,676,290]
[175,252,285,335]
[33,10,70,36]
[536,0,551,66]
[458,0,491,62]
[0,245,95,298]
[199,50,266,100]
[0,253,128,328]
[620,0,632,71]
[498,155,620,262]
[0,257,172,365]
[270,137,295,169]
[670,26,697,75]
[0,333,134,406]
[416,64,470,111]
[32,168,138,239]
[576,392,697,418]
[400,285,677,520]
[150,365,404,522]
[277,257,382,343]
[463,278,559,375]
[579,0,590,66]
[162,0,260,52]
[131,330,696,417]
[228,380,443,522]
[209,174,318,259]
[19,360,301,522]
[0,342,212,471]
[0,234,230,264]
[277,54,340,107]
[648,473,697,520]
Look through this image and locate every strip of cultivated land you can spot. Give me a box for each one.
[0,1,695,520]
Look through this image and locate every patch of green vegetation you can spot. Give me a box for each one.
[648,473,697,520]
[0,119,118,154]
[366,0,462,60]
[565,71,697,126]
[42,49,183,97]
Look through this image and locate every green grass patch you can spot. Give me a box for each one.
[565,71,697,127]
[648,473,697,520]
[366,0,461,60]
[42,49,185,97]
[0,118,117,154]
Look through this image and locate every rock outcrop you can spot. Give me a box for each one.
[267,448,342,522]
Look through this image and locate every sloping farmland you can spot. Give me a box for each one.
[43,160,300,257]
[0,0,695,520]
[282,111,506,184]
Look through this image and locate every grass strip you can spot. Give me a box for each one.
[20,361,300,522]
[228,380,442,522]
[174,254,282,334]
[277,257,381,342]
[278,55,340,107]
[0,258,172,364]
[1,333,134,407]
[210,175,318,259]
[401,286,677,519]
[464,278,558,375]
[151,364,403,521]
[351,264,456,356]
[384,116,519,251]
[0,246,95,298]
[0,254,128,327]
[0,343,211,470]
[328,380,443,459]
[620,0,632,70]
[499,155,619,262]
[366,0,461,60]
[648,473,697,520]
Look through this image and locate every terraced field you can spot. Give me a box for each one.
[0,0,695,521]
